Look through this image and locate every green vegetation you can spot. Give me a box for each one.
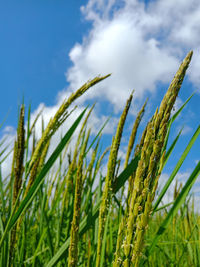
[0,51,200,266]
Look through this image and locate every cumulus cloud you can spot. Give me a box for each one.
[65,0,180,113]
[59,0,200,115]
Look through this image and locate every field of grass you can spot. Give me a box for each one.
[0,50,200,266]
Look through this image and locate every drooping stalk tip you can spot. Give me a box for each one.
[29,74,111,172]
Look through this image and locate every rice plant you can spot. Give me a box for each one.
[0,51,200,266]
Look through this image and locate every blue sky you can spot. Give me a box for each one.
[1,0,200,203]
[0,0,90,126]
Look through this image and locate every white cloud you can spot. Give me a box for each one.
[0,127,15,179]
[180,125,192,136]
[173,123,192,137]
[188,50,200,86]
[65,0,183,113]
[60,0,200,117]
[147,0,200,87]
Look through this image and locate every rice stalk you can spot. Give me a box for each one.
[113,99,147,266]
[124,98,147,169]
[16,139,50,239]
[123,50,193,266]
[10,104,25,265]
[83,139,99,187]
[68,129,90,266]
[96,92,133,267]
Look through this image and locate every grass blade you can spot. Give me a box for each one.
[147,160,200,256]
[162,93,194,153]
[153,125,200,212]
[163,128,182,169]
